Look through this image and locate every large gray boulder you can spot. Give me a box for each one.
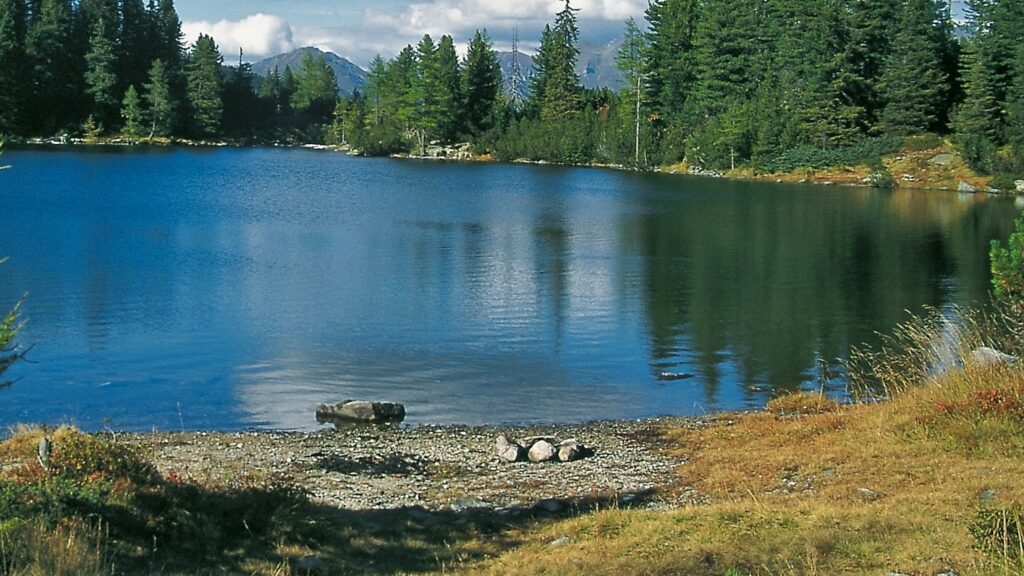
[970,347,1018,368]
[1015,180,1024,193]
[495,434,523,462]
[528,440,557,463]
[958,181,977,193]
[316,400,406,424]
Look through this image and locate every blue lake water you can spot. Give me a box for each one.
[0,147,1021,431]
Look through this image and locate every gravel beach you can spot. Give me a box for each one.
[128,418,706,513]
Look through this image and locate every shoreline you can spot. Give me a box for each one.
[15,137,1021,195]
[124,416,706,513]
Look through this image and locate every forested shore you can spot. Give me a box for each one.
[1,0,1022,188]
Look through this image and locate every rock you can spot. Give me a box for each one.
[979,488,996,503]
[316,400,405,424]
[406,506,432,521]
[657,371,695,382]
[495,434,523,462]
[557,439,582,462]
[451,496,490,511]
[970,347,1018,368]
[528,440,557,463]
[548,536,571,547]
[1016,180,1024,193]
[958,181,977,193]
[520,435,558,448]
[536,498,563,513]
[929,153,955,166]
[296,556,324,573]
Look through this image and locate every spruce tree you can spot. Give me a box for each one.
[120,83,142,139]
[84,17,119,127]
[413,34,441,152]
[531,0,581,119]
[460,29,501,136]
[292,51,338,120]
[118,0,151,93]
[643,0,698,122]
[690,0,764,117]
[143,57,173,137]
[25,0,75,134]
[280,65,297,113]
[435,35,461,141]
[0,0,27,136]
[877,0,948,135]
[185,33,222,137]
[260,65,283,113]
[364,55,387,125]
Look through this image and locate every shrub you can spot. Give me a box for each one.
[972,505,1024,569]
[766,391,840,416]
[990,213,1024,300]
[757,136,903,174]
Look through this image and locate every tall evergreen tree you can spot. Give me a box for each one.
[617,17,648,164]
[413,34,441,152]
[84,17,119,127]
[292,51,338,120]
[644,0,698,121]
[530,0,581,119]
[877,0,948,135]
[25,0,76,134]
[434,35,461,141]
[223,49,259,135]
[364,54,387,125]
[184,33,222,137]
[280,65,297,113]
[118,0,151,93]
[0,0,27,135]
[120,83,142,139]
[143,57,173,137]
[690,0,764,117]
[460,29,501,136]
[260,65,283,113]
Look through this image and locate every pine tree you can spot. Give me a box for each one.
[617,17,648,164]
[364,55,387,125]
[25,0,76,134]
[877,0,948,135]
[84,17,119,127]
[120,83,142,139]
[185,33,222,137]
[847,0,899,125]
[531,0,581,119]
[118,0,151,93]
[260,65,283,113]
[292,51,338,120]
[0,0,27,135]
[222,49,258,134]
[280,65,297,113]
[143,57,173,137]
[435,35,461,141]
[460,29,501,136]
[154,0,181,71]
[690,0,764,117]
[413,34,441,152]
[644,0,698,122]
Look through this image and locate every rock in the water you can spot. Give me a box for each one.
[495,434,523,462]
[970,347,1018,368]
[958,181,977,193]
[657,371,695,382]
[296,556,324,573]
[316,400,406,424]
[528,440,557,463]
[557,439,582,462]
[1016,180,1024,193]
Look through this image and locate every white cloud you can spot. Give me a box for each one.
[182,13,297,60]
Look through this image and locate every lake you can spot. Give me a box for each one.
[0,147,1020,431]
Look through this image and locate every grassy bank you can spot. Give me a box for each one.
[3,339,1023,574]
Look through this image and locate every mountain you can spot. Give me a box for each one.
[497,39,625,100]
[252,47,367,96]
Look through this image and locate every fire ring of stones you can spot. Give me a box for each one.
[495,434,589,463]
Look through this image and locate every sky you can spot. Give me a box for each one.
[176,0,971,69]
[176,0,649,67]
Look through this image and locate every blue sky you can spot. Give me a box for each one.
[177,0,970,68]
[177,0,649,66]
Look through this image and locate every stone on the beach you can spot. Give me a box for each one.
[316,400,406,424]
[528,440,557,463]
[1016,180,1024,193]
[929,153,955,166]
[970,347,1018,368]
[957,181,977,193]
[557,439,582,462]
[495,434,523,462]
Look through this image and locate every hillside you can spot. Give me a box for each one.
[252,47,367,96]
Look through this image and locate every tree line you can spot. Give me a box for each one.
[0,0,341,141]
[1,0,1021,184]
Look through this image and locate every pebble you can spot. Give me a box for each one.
[127,419,696,512]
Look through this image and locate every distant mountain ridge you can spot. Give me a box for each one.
[498,39,625,100]
[252,47,367,96]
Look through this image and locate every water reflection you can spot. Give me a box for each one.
[0,148,1019,430]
